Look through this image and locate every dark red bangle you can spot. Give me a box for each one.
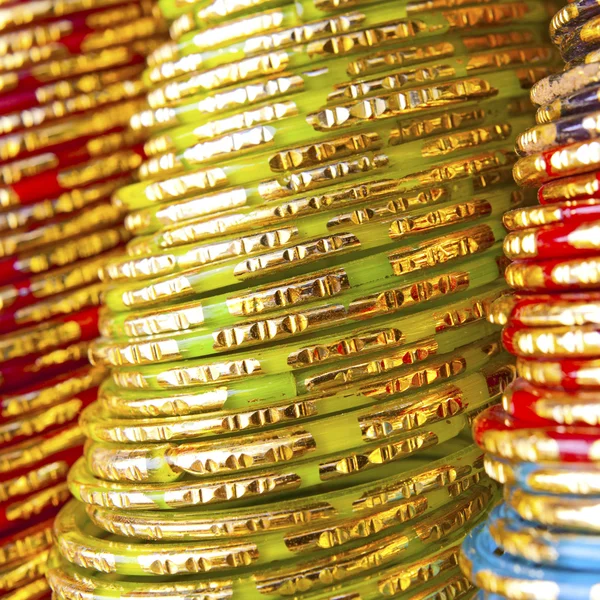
[0,370,100,423]
[0,392,91,453]
[0,348,89,394]
[0,306,99,366]
[502,323,600,359]
[0,226,128,286]
[0,423,82,478]
[0,63,144,115]
[0,503,64,540]
[0,249,118,313]
[1,130,140,186]
[4,146,145,205]
[0,494,67,537]
[0,46,147,96]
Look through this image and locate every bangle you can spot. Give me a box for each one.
[69,431,482,510]
[488,292,600,327]
[536,84,600,125]
[0,100,146,170]
[489,503,600,570]
[507,486,600,532]
[0,549,51,595]
[0,341,90,392]
[47,535,471,599]
[484,453,600,495]
[505,255,600,292]
[517,355,600,389]
[549,0,600,44]
[530,61,600,107]
[83,361,504,484]
[0,518,54,567]
[474,404,600,464]
[502,378,600,426]
[0,423,83,477]
[0,283,103,335]
[461,522,600,598]
[54,481,494,576]
[0,365,104,422]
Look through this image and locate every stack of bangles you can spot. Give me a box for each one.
[460,1,600,598]
[43,0,562,598]
[0,1,166,598]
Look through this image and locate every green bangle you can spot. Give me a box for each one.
[97,254,507,374]
[104,338,506,435]
[101,216,509,312]
[48,526,477,599]
[137,85,536,183]
[144,5,552,88]
[86,360,512,444]
[83,356,506,485]
[122,142,525,245]
[104,203,514,299]
[55,479,494,576]
[93,310,499,396]
[161,19,547,73]
[82,442,486,539]
[69,432,483,508]
[130,33,538,139]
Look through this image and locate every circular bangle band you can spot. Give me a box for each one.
[505,255,600,292]
[0,365,104,422]
[82,370,502,484]
[488,502,600,570]
[46,536,472,600]
[484,454,600,495]
[461,522,600,599]
[517,355,600,389]
[502,378,600,426]
[54,483,494,577]
[530,61,600,107]
[488,292,600,327]
[502,323,600,359]
[69,434,481,510]
[506,486,600,533]
[83,444,486,541]
[473,404,600,464]
[93,270,504,370]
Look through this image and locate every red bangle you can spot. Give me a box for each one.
[489,292,600,327]
[505,256,600,291]
[0,423,82,478]
[517,356,600,390]
[0,250,118,313]
[503,378,600,426]
[504,220,600,260]
[474,404,600,463]
[502,323,600,359]
[0,306,99,366]
[504,199,600,230]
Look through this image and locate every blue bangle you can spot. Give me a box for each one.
[486,454,600,497]
[486,503,600,571]
[461,522,600,599]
